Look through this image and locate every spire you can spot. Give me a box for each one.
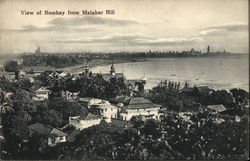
[207,45,210,53]
[85,62,90,76]
[110,57,115,76]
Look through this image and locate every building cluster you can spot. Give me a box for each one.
[19,63,162,146]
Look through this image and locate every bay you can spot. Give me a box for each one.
[91,54,249,91]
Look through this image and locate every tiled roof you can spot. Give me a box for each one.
[79,112,101,121]
[128,97,152,105]
[67,129,81,142]
[28,122,53,135]
[124,97,161,109]
[207,104,226,112]
[113,95,131,104]
[49,128,68,137]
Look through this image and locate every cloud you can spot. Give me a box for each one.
[200,22,248,36]
[0,25,99,33]
[200,29,227,35]
[49,17,140,26]
[0,17,139,33]
[55,33,204,46]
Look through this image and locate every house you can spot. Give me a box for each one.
[181,85,212,96]
[69,112,101,130]
[28,122,68,146]
[89,101,118,122]
[61,90,79,100]
[206,104,226,113]
[32,87,50,101]
[48,128,68,146]
[119,97,161,121]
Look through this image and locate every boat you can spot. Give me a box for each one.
[171,74,176,76]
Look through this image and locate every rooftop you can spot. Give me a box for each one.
[28,122,53,135]
[124,97,161,109]
[49,128,68,137]
[207,104,226,112]
[78,112,101,121]
[67,129,81,142]
[36,87,50,92]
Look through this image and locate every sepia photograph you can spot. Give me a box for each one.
[0,0,249,160]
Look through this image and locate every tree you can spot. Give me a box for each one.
[203,90,234,108]
[230,88,249,107]
[12,89,34,113]
[4,60,19,72]
[1,114,30,158]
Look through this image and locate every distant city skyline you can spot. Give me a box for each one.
[0,0,248,54]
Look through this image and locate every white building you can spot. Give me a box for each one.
[32,87,50,101]
[61,90,79,100]
[89,100,118,123]
[69,112,101,130]
[119,97,161,121]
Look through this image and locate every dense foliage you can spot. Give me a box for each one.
[3,60,19,72]
[147,81,249,114]
[15,114,247,160]
[0,74,249,160]
[36,71,130,99]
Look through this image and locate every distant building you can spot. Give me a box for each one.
[118,97,161,121]
[35,46,41,54]
[207,45,210,53]
[69,112,101,130]
[82,63,92,77]
[181,85,212,96]
[101,62,126,81]
[32,87,50,101]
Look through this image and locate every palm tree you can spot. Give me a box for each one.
[0,103,14,114]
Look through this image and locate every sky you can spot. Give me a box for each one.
[0,0,248,54]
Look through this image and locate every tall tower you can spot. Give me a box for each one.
[141,73,147,84]
[110,63,115,76]
[35,46,41,54]
[207,45,210,53]
[85,63,90,76]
